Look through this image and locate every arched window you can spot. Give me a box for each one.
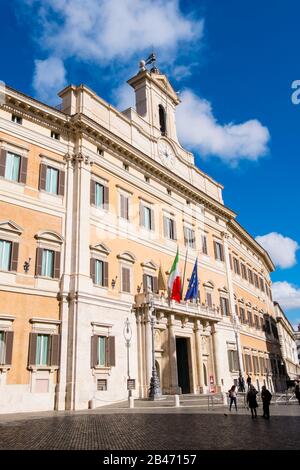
[159,105,167,135]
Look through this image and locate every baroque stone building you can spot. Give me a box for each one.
[0,65,296,413]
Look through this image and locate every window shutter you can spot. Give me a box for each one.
[107,336,116,367]
[19,156,28,184]
[91,335,98,368]
[58,170,65,196]
[150,209,155,231]
[183,227,188,245]
[229,254,233,270]
[0,149,7,177]
[220,244,224,261]
[220,297,224,315]
[225,298,230,315]
[233,351,239,371]
[28,332,38,366]
[39,164,47,190]
[90,180,96,205]
[213,241,217,259]
[10,242,19,272]
[139,203,145,227]
[143,273,148,293]
[207,292,212,308]
[163,216,168,237]
[153,276,158,293]
[173,221,177,240]
[50,334,60,367]
[122,267,130,292]
[5,331,14,365]
[103,186,109,210]
[227,350,233,372]
[54,251,61,279]
[35,248,43,276]
[90,258,95,283]
[103,261,109,287]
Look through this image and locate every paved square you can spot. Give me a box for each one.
[0,404,299,450]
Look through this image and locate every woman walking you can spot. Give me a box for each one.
[228,385,238,412]
[247,385,258,418]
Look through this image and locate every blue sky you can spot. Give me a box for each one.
[1,0,299,327]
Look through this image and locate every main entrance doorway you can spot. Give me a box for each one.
[176,337,191,394]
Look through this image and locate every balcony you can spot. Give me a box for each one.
[134,292,222,323]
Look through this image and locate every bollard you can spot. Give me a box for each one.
[174,394,180,407]
[89,398,95,409]
[129,396,134,409]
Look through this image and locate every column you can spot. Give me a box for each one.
[211,323,223,391]
[168,314,180,394]
[222,231,245,376]
[136,311,144,398]
[145,308,153,393]
[194,319,204,393]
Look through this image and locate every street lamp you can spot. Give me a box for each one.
[148,297,161,400]
[232,314,243,388]
[123,317,132,397]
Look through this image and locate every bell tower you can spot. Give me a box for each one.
[127,59,181,144]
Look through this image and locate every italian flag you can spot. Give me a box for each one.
[168,248,181,302]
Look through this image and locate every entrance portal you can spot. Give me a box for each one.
[176,337,191,394]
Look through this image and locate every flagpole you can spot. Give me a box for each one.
[181,245,188,299]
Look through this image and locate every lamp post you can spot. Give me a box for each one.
[232,314,243,381]
[148,297,161,400]
[123,317,132,398]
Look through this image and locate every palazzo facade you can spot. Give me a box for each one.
[0,66,297,413]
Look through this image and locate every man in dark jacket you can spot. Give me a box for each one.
[246,374,251,390]
[261,385,272,419]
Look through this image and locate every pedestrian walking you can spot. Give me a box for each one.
[295,381,300,405]
[228,385,238,412]
[261,385,272,419]
[246,374,251,390]
[247,384,258,419]
[238,374,245,392]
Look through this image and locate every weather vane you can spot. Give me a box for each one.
[139,52,159,74]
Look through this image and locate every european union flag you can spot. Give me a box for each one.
[184,258,199,301]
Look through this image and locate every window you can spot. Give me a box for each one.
[90,259,108,287]
[90,180,109,209]
[36,334,49,366]
[41,249,54,277]
[120,194,129,220]
[97,379,107,391]
[239,307,245,323]
[91,335,115,368]
[140,205,154,230]
[50,131,60,140]
[144,175,150,183]
[201,235,208,255]
[248,268,254,284]
[122,267,131,293]
[0,330,14,366]
[39,164,64,196]
[98,336,106,366]
[46,167,59,194]
[206,292,213,308]
[245,354,252,373]
[227,350,239,372]
[241,263,247,280]
[214,241,224,261]
[184,227,196,249]
[259,277,265,292]
[260,317,264,331]
[0,239,11,271]
[123,163,129,171]
[167,188,172,196]
[0,331,5,364]
[247,311,253,327]
[11,114,22,125]
[159,104,167,135]
[97,147,104,156]
[4,152,21,182]
[254,315,259,329]
[163,216,176,240]
[253,356,259,374]
[259,357,265,374]
[143,274,158,293]
[220,297,230,316]
[233,257,240,275]
[254,273,259,288]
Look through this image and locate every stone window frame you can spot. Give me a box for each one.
[0,139,29,186]
[141,260,158,293]
[116,186,133,222]
[39,154,66,198]
[90,243,110,289]
[0,220,23,274]
[34,231,63,280]
[117,251,136,294]
[0,315,15,383]
[203,281,214,308]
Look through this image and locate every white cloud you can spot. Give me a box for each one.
[25,0,203,63]
[33,57,67,104]
[256,232,299,269]
[114,84,134,111]
[272,281,300,310]
[176,89,270,164]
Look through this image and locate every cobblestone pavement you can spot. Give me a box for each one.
[0,404,299,450]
